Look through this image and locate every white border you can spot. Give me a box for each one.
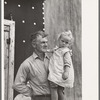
[2,0,4,99]
[82,0,98,100]
[2,0,4,100]
[1,0,4,100]
[1,0,99,100]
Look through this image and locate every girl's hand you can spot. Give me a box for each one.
[62,71,69,80]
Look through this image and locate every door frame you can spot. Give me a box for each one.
[4,19,15,100]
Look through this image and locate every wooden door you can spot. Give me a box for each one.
[4,19,15,100]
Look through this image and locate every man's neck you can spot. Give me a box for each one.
[34,49,45,61]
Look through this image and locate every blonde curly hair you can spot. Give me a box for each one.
[58,30,74,46]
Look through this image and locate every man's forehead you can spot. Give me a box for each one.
[37,35,48,41]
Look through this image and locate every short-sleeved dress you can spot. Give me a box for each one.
[48,47,74,88]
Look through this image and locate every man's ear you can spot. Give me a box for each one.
[32,40,36,48]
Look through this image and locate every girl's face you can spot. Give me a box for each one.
[58,36,69,48]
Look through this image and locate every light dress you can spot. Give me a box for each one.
[48,47,74,88]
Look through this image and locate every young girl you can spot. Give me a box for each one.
[48,30,74,100]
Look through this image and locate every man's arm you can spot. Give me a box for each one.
[12,62,33,97]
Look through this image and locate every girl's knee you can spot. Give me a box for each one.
[50,87,58,95]
[50,88,58,100]
[58,86,65,95]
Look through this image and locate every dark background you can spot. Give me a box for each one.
[4,0,44,76]
[4,0,45,97]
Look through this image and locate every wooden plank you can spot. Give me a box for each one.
[44,0,81,100]
[4,19,15,100]
[65,88,75,100]
[4,25,10,31]
[8,21,15,100]
[4,30,9,100]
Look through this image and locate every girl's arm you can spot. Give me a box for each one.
[62,52,72,80]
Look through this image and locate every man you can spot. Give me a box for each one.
[13,31,51,100]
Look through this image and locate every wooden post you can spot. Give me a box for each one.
[4,19,15,100]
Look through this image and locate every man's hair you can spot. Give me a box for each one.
[30,30,48,42]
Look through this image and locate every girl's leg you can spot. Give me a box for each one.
[50,87,58,100]
[49,81,58,100]
[58,86,66,100]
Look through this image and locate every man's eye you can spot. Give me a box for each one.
[41,42,48,44]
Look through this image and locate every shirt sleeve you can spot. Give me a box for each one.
[12,61,33,97]
[63,52,72,67]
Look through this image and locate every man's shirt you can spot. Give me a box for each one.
[13,52,50,96]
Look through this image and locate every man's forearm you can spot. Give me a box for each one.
[12,83,33,97]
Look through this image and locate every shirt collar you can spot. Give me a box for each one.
[32,52,49,60]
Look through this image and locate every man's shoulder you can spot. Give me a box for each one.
[18,55,35,72]
[45,52,52,59]
[21,55,33,66]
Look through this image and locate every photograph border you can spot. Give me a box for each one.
[1,0,99,100]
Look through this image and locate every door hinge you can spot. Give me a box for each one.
[6,38,11,45]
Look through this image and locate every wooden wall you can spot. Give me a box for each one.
[44,0,82,100]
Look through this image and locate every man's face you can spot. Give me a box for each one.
[35,35,48,53]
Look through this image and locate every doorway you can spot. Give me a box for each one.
[4,19,15,100]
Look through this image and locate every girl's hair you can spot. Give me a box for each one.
[58,30,74,46]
